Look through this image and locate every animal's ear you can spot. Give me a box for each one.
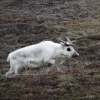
[60,42,65,49]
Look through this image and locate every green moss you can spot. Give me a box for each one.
[93,75,100,81]
[53,25,67,29]
[57,74,74,87]
[72,95,100,100]
[57,74,74,82]
[0,84,23,98]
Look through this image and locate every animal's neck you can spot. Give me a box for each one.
[54,44,63,57]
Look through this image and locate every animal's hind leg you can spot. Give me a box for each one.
[5,66,14,76]
[13,65,20,75]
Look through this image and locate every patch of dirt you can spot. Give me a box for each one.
[0,0,100,100]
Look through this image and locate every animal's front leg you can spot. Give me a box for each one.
[48,59,56,65]
[44,58,55,65]
[59,60,65,65]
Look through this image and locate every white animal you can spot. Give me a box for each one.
[5,37,79,76]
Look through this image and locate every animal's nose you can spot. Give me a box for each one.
[72,53,79,58]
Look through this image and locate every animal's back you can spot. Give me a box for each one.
[6,41,56,59]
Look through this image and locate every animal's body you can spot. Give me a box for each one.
[5,38,79,76]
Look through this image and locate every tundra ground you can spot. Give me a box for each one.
[0,0,100,100]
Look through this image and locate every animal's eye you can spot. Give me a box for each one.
[67,48,71,51]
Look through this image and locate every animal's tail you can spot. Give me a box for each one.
[7,54,10,62]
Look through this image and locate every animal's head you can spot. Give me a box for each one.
[58,37,79,58]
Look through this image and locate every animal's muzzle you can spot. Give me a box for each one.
[72,53,79,58]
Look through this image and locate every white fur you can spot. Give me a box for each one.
[5,41,79,76]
